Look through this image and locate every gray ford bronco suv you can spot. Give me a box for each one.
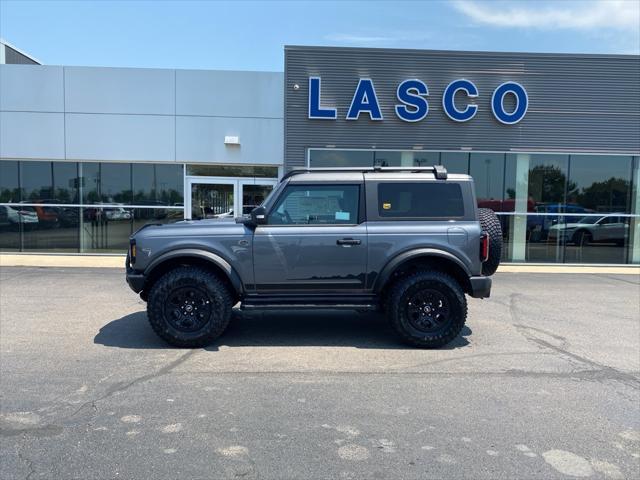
[126,166,502,348]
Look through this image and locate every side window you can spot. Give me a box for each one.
[268,185,360,225]
[377,182,464,218]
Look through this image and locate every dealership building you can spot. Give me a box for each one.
[1,45,639,265]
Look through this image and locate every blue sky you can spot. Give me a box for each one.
[1,0,638,70]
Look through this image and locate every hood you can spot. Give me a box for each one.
[132,217,247,239]
[549,223,587,231]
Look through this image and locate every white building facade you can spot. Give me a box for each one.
[0,64,283,253]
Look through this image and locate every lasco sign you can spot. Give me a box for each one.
[308,77,528,125]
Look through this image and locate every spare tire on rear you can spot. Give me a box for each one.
[478,208,502,276]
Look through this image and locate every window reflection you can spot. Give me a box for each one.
[440,152,469,174]
[0,205,33,251]
[81,163,133,204]
[81,163,101,204]
[374,151,439,167]
[133,164,184,206]
[471,153,505,207]
[52,162,79,204]
[20,161,52,201]
[528,155,569,207]
[99,163,132,204]
[0,161,20,202]
[15,161,79,203]
[516,215,565,263]
[567,155,632,214]
[81,206,131,253]
[21,206,80,252]
[309,150,374,168]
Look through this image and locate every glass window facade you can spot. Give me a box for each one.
[0,161,184,253]
[308,149,640,264]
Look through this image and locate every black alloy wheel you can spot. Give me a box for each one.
[405,289,451,334]
[164,286,213,333]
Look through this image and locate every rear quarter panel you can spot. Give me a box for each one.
[364,176,483,288]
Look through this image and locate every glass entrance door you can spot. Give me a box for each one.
[239,180,277,215]
[190,182,235,220]
[186,177,277,220]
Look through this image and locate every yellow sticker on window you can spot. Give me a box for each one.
[382,203,391,210]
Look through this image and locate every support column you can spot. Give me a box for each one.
[631,157,640,264]
[511,154,530,261]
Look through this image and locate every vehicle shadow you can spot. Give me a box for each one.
[94,309,471,350]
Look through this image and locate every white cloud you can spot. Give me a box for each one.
[452,0,640,31]
[324,34,393,44]
[324,31,435,46]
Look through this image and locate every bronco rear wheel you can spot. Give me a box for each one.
[388,271,467,348]
[147,266,232,347]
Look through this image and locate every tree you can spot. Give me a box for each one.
[576,178,630,212]
[527,165,576,204]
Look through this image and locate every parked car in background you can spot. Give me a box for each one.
[21,202,59,228]
[104,206,132,221]
[84,204,132,222]
[548,214,629,245]
[527,203,595,242]
[0,205,39,229]
[19,200,80,228]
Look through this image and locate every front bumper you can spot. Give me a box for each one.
[469,276,492,298]
[125,254,145,293]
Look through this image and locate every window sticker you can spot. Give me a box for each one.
[335,211,350,221]
[382,203,392,210]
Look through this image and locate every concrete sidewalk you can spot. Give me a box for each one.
[1,253,638,274]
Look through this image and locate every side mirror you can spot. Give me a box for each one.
[251,206,268,226]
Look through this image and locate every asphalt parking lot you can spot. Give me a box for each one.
[0,267,638,479]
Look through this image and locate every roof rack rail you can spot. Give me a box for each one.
[282,165,448,181]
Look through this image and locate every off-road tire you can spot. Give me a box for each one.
[388,271,467,348]
[478,207,502,276]
[147,266,233,348]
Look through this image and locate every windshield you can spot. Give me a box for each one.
[260,182,284,211]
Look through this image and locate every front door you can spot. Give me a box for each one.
[186,177,277,220]
[253,183,367,293]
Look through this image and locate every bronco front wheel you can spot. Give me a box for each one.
[147,266,233,347]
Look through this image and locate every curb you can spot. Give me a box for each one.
[1,254,639,275]
[1,254,125,268]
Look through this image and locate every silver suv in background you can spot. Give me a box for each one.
[126,166,502,349]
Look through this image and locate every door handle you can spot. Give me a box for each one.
[337,238,361,246]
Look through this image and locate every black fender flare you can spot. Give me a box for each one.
[144,248,244,295]
[373,248,472,293]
